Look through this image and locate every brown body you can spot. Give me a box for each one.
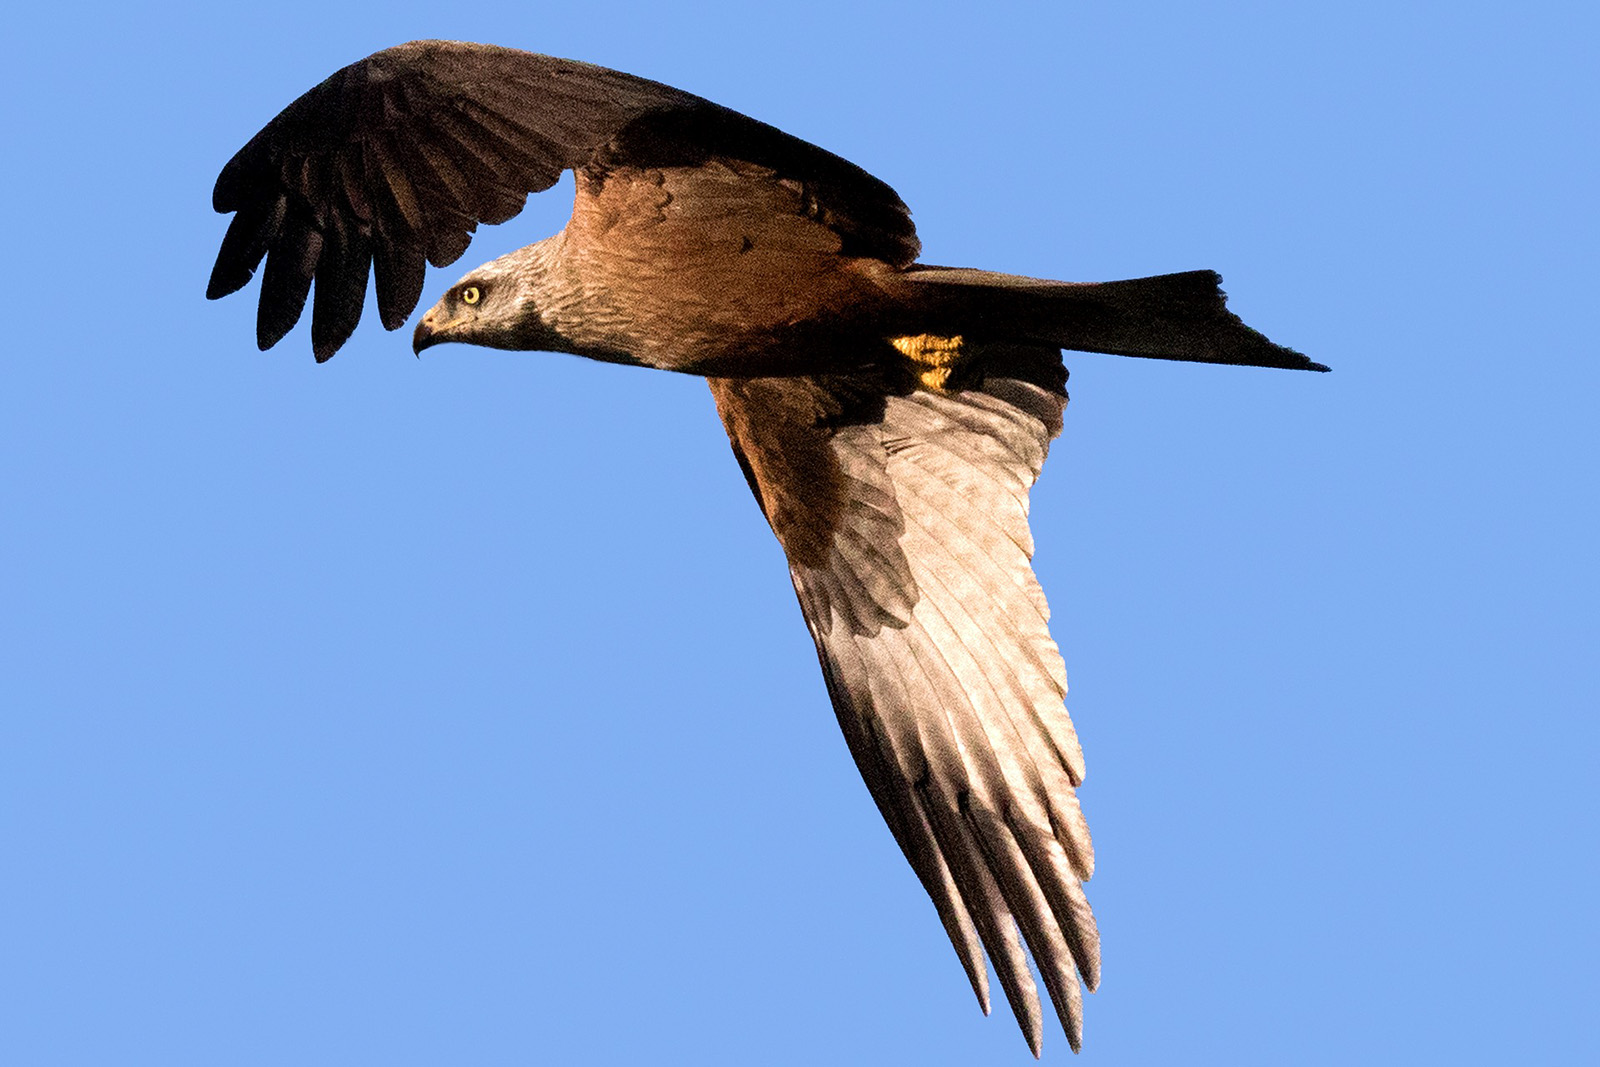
[556,162,908,373]
[207,40,1323,1055]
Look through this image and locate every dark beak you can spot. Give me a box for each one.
[412,313,440,355]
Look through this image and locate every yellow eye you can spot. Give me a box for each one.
[461,286,481,305]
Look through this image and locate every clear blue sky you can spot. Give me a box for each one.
[3,3,1594,1063]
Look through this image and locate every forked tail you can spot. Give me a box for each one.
[901,266,1327,372]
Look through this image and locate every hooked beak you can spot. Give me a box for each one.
[412,307,464,355]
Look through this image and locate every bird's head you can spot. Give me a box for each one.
[412,252,564,355]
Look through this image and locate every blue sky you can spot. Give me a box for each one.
[3,2,1594,1063]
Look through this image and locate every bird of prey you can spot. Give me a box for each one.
[207,40,1324,1055]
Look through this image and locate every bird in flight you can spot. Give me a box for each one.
[207,40,1325,1055]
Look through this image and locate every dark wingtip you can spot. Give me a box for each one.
[212,162,238,214]
[206,269,246,301]
[256,308,295,352]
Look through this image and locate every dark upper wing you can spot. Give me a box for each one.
[708,354,1098,1055]
[207,40,918,360]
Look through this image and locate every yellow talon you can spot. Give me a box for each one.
[890,334,965,391]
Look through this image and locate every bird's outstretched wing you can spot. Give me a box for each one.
[207,40,919,360]
[709,353,1097,1055]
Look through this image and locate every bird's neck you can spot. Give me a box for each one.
[498,233,644,366]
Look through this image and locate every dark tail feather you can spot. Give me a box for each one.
[902,266,1327,372]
